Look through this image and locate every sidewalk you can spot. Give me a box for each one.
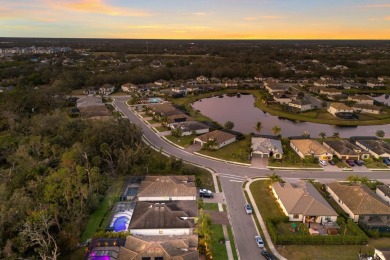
[244,179,287,260]
[212,173,235,260]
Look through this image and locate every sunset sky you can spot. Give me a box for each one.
[1,0,390,39]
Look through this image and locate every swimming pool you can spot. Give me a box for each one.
[148,98,162,103]
[113,216,129,232]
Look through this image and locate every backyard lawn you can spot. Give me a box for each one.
[155,126,169,132]
[198,137,251,164]
[166,134,196,148]
[210,224,228,260]
[81,177,125,242]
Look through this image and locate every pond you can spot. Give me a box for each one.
[373,94,390,106]
[192,94,390,138]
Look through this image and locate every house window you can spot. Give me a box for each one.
[155,257,164,260]
[293,214,299,219]
[142,258,151,260]
[324,216,331,221]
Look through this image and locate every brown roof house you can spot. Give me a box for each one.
[118,235,199,260]
[327,102,353,116]
[354,139,390,159]
[137,176,197,201]
[194,130,236,150]
[326,182,390,233]
[251,137,283,159]
[323,139,370,160]
[351,104,382,115]
[271,181,338,223]
[129,201,197,236]
[290,139,333,161]
[347,95,375,105]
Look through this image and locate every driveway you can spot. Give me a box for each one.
[185,143,202,153]
[251,155,269,169]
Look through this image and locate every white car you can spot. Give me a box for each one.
[255,235,264,248]
[319,159,327,166]
[245,204,253,214]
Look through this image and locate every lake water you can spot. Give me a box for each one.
[373,94,390,106]
[192,94,390,138]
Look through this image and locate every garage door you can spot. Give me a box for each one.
[347,156,359,160]
[253,153,268,159]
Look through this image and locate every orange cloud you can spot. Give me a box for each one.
[62,0,151,16]
[359,4,390,8]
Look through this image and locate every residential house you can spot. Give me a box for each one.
[320,75,333,81]
[196,75,209,84]
[221,77,231,83]
[347,95,375,105]
[129,201,197,236]
[351,104,382,115]
[171,86,187,96]
[210,77,221,83]
[154,79,169,87]
[251,137,283,159]
[137,176,197,201]
[290,139,333,160]
[117,235,199,260]
[273,92,293,104]
[319,88,342,96]
[271,181,338,223]
[327,103,353,116]
[170,121,209,136]
[121,83,137,93]
[224,80,238,88]
[265,83,288,94]
[367,79,385,88]
[288,99,312,111]
[254,75,266,82]
[194,130,236,150]
[147,103,185,119]
[374,248,390,260]
[99,84,115,95]
[376,185,390,205]
[378,76,390,82]
[323,139,370,160]
[354,139,390,159]
[314,80,343,88]
[166,114,193,126]
[326,182,390,232]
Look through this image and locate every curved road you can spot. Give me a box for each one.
[114,97,390,260]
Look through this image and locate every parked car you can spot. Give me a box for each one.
[255,235,264,248]
[328,160,335,166]
[346,159,355,166]
[199,189,213,198]
[383,158,390,166]
[245,204,253,214]
[354,160,364,166]
[319,159,327,166]
[261,250,276,260]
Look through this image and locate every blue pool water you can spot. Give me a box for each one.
[113,216,129,232]
[148,98,162,103]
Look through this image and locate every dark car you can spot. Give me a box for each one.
[346,159,355,167]
[328,160,335,166]
[261,250,276,260]
[199,189,214,198]
[354,160,364,166]
[384,158,390,166]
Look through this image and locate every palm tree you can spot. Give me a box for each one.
[254,121,263,134]
[332,132,340,139]
[376,130,385,138]
[319,132,326,139]
[203,139,217,151]
[266,172,283,184]
[272,125,282,136]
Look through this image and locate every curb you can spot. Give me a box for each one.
[267,166,323,171]
[194,152,251,166]
[162,136,185,150]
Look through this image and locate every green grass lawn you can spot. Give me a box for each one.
[198,138,251,163]
[211,224,228,260]
[166,134,196,148]
[363,159,388,169]
[203,202,219,211]
[249,180,284,220]
[155,126,169,132]
[147,119,158,124]
[81,178,125,242]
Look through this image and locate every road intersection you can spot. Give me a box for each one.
[114,97,390,260]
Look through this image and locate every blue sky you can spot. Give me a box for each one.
[0,0,389,39]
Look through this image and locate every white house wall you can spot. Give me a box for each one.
[376,189,390,205]
[138,196,196,201]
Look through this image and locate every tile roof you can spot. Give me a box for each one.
[196,130,236,144]
[348,95,374,101]
[272,181,337,216]
[129,201,198,230]
[118,235,198,260]
[172,121,209,132]
[357,139,390,156]
[351,104,382,111]
[137,176,196,198]
[327,182,390,215]
[290,139,332,156]
[251,138,283,154]
[323,139,365,156]
[329,102,353,111]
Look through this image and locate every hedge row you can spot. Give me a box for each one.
[266,219,368,245]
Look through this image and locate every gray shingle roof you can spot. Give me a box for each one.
[252,138,283,154]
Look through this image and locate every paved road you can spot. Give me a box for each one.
[114,97,390,260]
